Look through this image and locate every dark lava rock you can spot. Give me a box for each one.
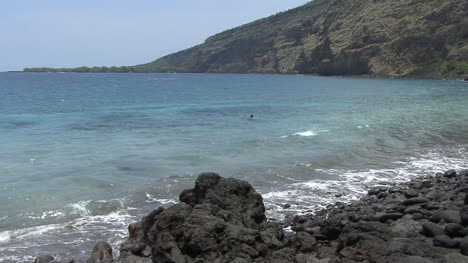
[282,203,291,209]
[119,173,285,263]
[377,191,389,199]
[460,206,468,226]
[443,253,468,263]
[460,170,468,177]
[391,216,422,237]
[433,235,459,248]
[87,242,113,263]
[388,186,404,194]
[368,186,388,196]
[444,169,457,178]
[422,222,445,237]
[459,238,468,256]
[405,189,419,198]
[404,205,422,214]
[293,232,317,253]
[33,255,54,263]
[411,213,425,220]
[445,223,466,237]
[456,187,468,194]
[110,170,468,263]
[430,210,461,224]
[403,197,430,206]
[396,256,432,263]
[465,194,468,205]
[374,212,404,223]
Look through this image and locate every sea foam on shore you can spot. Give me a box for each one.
[26,168,468,263]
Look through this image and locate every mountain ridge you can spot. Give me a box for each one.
[25,0,468,79]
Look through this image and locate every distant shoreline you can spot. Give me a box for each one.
[7,70,468,81]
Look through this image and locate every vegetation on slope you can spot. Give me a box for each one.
[24,0,468,78]
[23,66,133,73]
[133,0,468,78]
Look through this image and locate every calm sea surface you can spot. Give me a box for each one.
[0,73,467,262]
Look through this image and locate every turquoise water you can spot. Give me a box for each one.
[1,73,467,261]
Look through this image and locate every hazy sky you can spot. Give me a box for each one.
[0,0,310,71]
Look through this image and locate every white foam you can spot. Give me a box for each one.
[70,210,133,229]
[262,147,467,220]
[66,200,92,216]
[27,210,66,220]
[293,130,317,137]
[0,223,64,244]
[281,129,330,138]
[0,255,35,263]
[145,193,177,205]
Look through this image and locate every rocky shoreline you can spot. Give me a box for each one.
[34,169,468,263]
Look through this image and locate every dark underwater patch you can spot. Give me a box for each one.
[66,112,159,131]
[0,120,38,129]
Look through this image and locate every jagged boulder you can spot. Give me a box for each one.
[87,241,113,263]
[120,173,286,263]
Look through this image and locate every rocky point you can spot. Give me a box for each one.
[34,169,468,263]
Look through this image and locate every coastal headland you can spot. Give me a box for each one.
[33,169,468,263]
[23,0,468,79]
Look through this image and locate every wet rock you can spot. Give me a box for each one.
[445,223,466,237]
[320,225,342,240]
[108,170,468,263]
[430,210,461,224]
[421,202,440,210]
[405,189,419,198]
[444,169,457,178]
[368,186,388,196]
[443,253,468,263]
[282,203,291,209]
[294,231,317,253]
[374,212,404,223]
[33,255,55,263]
[425,190,439,200]
[433,235,459,248]
[404,205,422,214]
[119,255,152,263]
[397,256,433,263]
[120,173,285,263]
[455,187,468,194]
[411,182,425,190]
[391,216,422,237]
[411,213,425,220]
[339,247,367,261]
[120,242,148,258]
[87,242,113,263]
[377,192,388,199]
[388,186,404,194]
[347,212,361,222]
[403,197,430,206]
[460,170,468,177]
[422,221,445,237]
[459,238,468,256]
[460,206,468,226]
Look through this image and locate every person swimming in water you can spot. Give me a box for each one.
[249,114,254,120]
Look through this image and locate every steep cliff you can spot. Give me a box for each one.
[133,0,468,78]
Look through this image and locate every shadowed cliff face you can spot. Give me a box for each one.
[134,0,468,78]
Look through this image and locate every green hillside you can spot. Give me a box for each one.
[26,0,468,78]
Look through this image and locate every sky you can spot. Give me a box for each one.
[0,0,310,72]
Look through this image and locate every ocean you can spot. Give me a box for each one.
[0,72,467,262]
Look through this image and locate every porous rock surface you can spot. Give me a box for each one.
[35,169,468,263]
[119,172,287,263]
